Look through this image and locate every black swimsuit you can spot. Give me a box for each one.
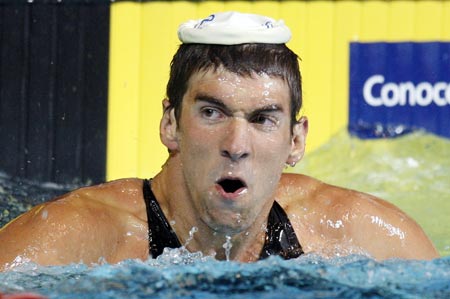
[143,179,303,260]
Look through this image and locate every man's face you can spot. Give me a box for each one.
[167,68,303,234]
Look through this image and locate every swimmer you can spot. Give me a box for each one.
[0,12,439,271]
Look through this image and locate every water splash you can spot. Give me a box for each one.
[154,247,207,266]
[184,226,198,247]
[222,235,233,261]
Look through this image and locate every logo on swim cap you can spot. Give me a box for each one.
[178,11,291,45]
[194,14,215,29]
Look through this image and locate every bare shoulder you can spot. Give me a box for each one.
[46,177,147,222]
[68,178,146,214]
[276,173,439,260]
[0,178,148,270]
[277,173,399,213]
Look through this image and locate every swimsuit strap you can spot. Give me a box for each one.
[143,179,181,258]
[259,201,304,259]
[143,179,303,260]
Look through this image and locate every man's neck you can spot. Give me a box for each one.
[150,156,271,262]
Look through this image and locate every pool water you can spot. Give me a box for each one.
[1,130,449,298]
[1,248,450,299]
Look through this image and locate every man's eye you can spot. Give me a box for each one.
[201,107,222,119]
[252,114,278,126]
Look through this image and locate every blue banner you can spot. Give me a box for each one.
[349,42,450,139]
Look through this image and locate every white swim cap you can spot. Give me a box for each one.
[178,11,291,45]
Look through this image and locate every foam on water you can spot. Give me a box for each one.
[1,249,449,299]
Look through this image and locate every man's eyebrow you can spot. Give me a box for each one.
[195,94,227,108]
[251,104,284,114]
[195,94,232,113]
[195,93,285,115]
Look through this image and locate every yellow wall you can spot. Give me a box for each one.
[107,0,450,180]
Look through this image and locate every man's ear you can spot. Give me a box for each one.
[160,99,179,151]
[286,116,308,167]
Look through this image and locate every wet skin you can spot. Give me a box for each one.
[0,70,439,271]
[154,68,307,260]
[159,68,305,235]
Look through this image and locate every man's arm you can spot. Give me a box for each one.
[348,192,440,260]
[0,192,123,271]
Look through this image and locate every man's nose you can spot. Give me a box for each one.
[220,118,250,162]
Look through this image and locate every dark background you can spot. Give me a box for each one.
[0,2,110,185]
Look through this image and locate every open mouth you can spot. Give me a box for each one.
[217,178,247,194]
